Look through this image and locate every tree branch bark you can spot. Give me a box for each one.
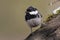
[25,14,60,40]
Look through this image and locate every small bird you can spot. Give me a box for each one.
[25,6,42,33]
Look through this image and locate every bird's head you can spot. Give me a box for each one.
[26,6,39,15]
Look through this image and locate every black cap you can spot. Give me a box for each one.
[26,6,37,12]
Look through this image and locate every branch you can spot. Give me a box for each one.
[25,14,60,40]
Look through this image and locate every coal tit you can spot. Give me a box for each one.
[25,6,42,32]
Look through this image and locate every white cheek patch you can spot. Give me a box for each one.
[29,10,38,15]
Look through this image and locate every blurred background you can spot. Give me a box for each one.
[0,0,60,40]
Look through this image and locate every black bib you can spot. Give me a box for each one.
[25,13,39,21]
